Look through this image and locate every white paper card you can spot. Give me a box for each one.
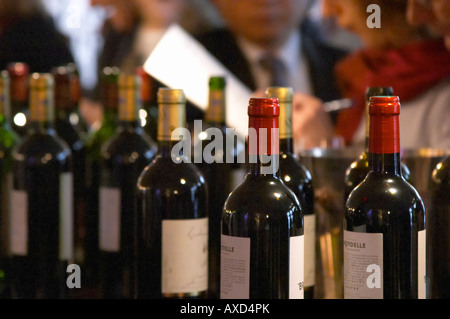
[143,24,252,135]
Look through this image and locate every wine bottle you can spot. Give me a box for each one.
[7,62,29,137]
[136,88,208,299]
[194,76,243,298]
[265,87,315,299]
[10,73,73,299]
[344,96,426,299]
[344,87,410,201]
[136,67,158,142]
[221,97,304,299]
[428,155,450,299]
[0,71,19,299]
[99,74,157,299]
[84,66,120,288]
[52,65,87,270]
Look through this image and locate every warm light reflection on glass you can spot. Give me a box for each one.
[14,113,26,127]
[274,193,281,199]
[389,188,397,195]
[198,131,208,141]
[284,175,291,182]
[180,178,186,185]
[139,109,147,127]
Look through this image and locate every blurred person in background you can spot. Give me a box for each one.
[326,0,450,150]
[295,0,450,151]
[197,0,346,101]
[0,0,74,72]
[193,0,348,150]
[407,0,450,51]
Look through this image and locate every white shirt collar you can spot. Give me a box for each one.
[236,30,311,94]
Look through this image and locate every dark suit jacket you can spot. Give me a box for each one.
[0,15,74,73]
[194,19,348,113]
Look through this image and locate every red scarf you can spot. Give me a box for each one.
[334,39,450,145]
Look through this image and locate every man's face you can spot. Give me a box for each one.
[212,0,312,49]
[407,0,450,50]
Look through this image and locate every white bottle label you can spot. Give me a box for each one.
[60,172,74,261]
[161,218,208,294]
[343,230,383,299]
[418,229,426,299]
[304,214,316,288]
[99,187,121,252]
[220,235,250,299]
[10,190,28,256]
[289,235,304,299]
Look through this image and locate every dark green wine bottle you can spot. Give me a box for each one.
[0,71,19,299]
[136,88,209,299]
[98,74,157,299]
[266,87,315,299]
[344,87,410,201]
[10,73,73,299]
[52,65,87,271]
[84,66,120,289]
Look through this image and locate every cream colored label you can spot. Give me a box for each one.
[158,103,186,141]
[162,218,208,294]
[289,235,304,299]
[344,230,383,299]
[10,190,28,256]
[220,235,250,299]
[304,214,316,288]
[418,229,426,299]
[59,172,74,261]
[99,187,121,252]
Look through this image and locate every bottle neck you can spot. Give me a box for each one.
[29,86,54,133]
[368,111,401,175]
[278,100,293,155]
[248,117,280,178]
[279,137,293,154]
[369,152,402,175]
[205,88,225,125]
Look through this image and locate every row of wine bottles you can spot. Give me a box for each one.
[0,61,448,299]
[0,63,317,299]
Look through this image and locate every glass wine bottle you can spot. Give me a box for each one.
[52,65,87,270]
[265,87,315,299]
[84,66,120,289]
[136,88,208,299]
[344,96,426,299]
[344,87,410,201]
[9,73,73,299]
[136,67,158,142]
[7,62,29,137]
[194,75,246,298]
[428,155,450,299]
[0,71,19,299]
[221,97,304,299]
[98,74,157,299]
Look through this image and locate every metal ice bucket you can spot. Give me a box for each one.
[297,147,449,299]
[297,147,359,299]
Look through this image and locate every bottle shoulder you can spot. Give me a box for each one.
[224,174,302,216]
[137,155,206,189]
[13,131,71,164]
[102,128,157,159]
[346,172,424,210]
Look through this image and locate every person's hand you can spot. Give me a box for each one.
[292,93,337,151]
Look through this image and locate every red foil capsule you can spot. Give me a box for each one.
[369,96,401,154]
[248,97,280,156]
